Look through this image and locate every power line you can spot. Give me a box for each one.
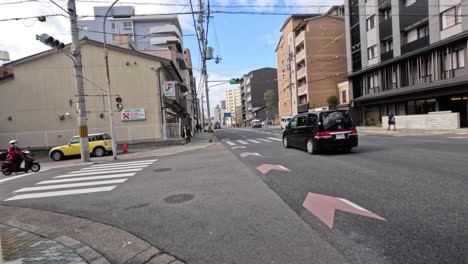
[48,0,70,15]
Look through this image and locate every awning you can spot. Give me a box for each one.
[163,97,186,114]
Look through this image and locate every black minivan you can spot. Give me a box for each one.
[282,110,358,154]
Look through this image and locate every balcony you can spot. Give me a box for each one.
[380,50,393,61]
[297,67,306,79]
[297,103,309,113]
[296,49,305,63]
[399,0,428,30]
[379,17,392,40]
[295,31,305,46]
[298,84,307,96]
[401,36,429,54]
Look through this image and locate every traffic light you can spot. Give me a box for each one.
[115,96,124,111]
[36,34,65,50]
[230,78,242,84]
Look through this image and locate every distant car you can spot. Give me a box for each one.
[49,133,113,161]
[252,120,262,128]
[214,123,222,129]
[281,116,293,130]
[282,110,358,154]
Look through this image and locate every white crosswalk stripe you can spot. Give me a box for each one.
[258,138,272,142]
[236,140,249,145]
[267,137,282,141]
[226,140,236,146]
[247,139,261,143]
[5,159,156,201]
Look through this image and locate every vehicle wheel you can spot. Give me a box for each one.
[93,147,105,157]
[306,139,318,155]
[283,137,289,148]
[30,163,40,172]
[2,169,11,176]
[51,151,63,161]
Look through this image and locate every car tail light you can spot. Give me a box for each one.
[315,131,331,138]
[349,128,358,135]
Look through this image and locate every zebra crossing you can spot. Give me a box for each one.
[4,159,157,201]
[224,137,282,146]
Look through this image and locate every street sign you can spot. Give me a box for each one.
[302,192,386,229]
[224,112,231,118]
[121,109,146,122]
[163,81,176,97]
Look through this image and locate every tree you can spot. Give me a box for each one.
[264,89,277,120]
[326,95,339,109]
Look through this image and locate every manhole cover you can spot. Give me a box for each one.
[153,168,172,173]
[163,194,195,204]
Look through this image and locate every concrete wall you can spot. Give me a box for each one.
[0,42,174,148]
[381,113,460,130]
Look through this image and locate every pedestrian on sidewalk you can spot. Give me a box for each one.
[183,126,192,144]
[388,112,396,131]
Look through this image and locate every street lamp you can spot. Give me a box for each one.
[103,0,120,160]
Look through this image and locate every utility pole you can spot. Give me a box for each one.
[68,0,90,162]
[198,0,212,132]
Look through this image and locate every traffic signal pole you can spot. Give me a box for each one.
[68,0,90,162]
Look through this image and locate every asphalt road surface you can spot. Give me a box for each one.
[214,127,468,264]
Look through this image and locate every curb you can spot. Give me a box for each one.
[0,205,185,264]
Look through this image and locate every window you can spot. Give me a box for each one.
[367,72,379,94]
[111,22,116,31]
[404,0,416,7]
[368,45,377,59]
[341,90,347,103]
[290,117,298,128]
[297,116,307,127]
[366,15,375,31]
[417,25,428,39]
[383,40,393,52]
[383,8,391,20]
[446,49,465,70]
[441,5,462,30]
[69,137,80,144]
[123,22,132,31]
[308,115,318,126]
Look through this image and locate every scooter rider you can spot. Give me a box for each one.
[7,140,22,175]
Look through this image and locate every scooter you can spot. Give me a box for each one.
[1,150,41,176]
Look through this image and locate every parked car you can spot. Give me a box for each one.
[280,116,293,130]
[49,133,113,161]
[282,110,358,154]
[252,119,262,128]
[214,122,222,129]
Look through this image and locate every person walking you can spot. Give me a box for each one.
[388,112,396,131]
[183,126,192,144]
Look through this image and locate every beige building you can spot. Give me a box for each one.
[338,81,350,109]
[224,88,242,126]
[0,39,188,149]
[276,9,348,116]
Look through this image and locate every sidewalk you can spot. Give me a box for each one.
[0,206,184,264]
[357,126,468,136]
[40,133,215,170]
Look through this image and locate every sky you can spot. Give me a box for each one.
[0,0,343,117]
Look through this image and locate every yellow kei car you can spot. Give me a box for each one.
[49,133,113,161]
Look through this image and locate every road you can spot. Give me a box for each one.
[214,127,468,264]
[1,127,467,263]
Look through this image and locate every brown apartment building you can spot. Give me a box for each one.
[275,7,347,117]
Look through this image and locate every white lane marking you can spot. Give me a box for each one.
[15,179,127,193]
[258,138,272,142]
[37,174,135,184]
[58,168,142,178]
[90,162,153,169]
[0,169,49,184]
[267,137,282,142]
[236,140,249,145]
[338,198,370,212]
[77,165,149,172]
[225,141,236,146]
[456,132,468,135]
[5,186,116,201]
[91,160,156,168]
[247,139,261,143]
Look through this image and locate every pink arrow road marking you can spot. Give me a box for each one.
[303,192,386,229]
[256,164,290,175]
[240,152,261,158]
